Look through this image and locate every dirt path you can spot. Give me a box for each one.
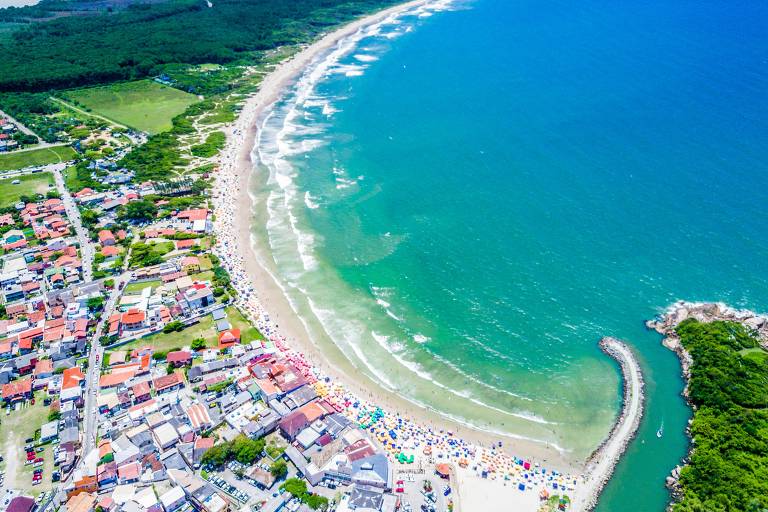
[4,432,19,490]
[49,97,130,130]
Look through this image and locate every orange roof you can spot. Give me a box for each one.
[99,371,135,388]
[98,230,115,243]
[131,381,150,397]
[102,246,120,257]
[120,309,145,324]
[2,377,32,399]
[98,440,112,459]
[153,371,183,392]
[177,208,208,221]
[218,329,241,349]
[34,359,53,376]
[298,401,328,423]
[62,367,85,390]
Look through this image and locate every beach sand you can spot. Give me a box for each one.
[211,0,590,508]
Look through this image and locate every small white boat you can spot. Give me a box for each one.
[656,420,664,438]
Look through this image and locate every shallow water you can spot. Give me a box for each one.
[249,0,768,508]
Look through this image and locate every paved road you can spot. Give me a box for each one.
[52,168,94,282]
[0,109,40,138]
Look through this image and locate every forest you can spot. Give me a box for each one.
[0,0,396,91]
[673,319,768,512]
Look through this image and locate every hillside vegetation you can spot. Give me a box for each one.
[0,0,396,91]
[673,319,768,512]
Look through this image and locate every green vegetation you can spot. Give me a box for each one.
[206,378,233,394]
[129,241,174,268]
[226,306,264,343]
[270,459,288,479]
[123,280,161,295]
[0,172,54,206]
[190,131,226,158]
[118,199,158,222]
[672,319,768,512]
[63,80,198,134]
[191,338,207,351]
[0,92,62,143]
[0,145,76,171]
[201,435,265,467]
[115,314,218,353]
[118,131,184,181]
[0,0,398,92]
[281,478,328,510]
[63,162,106,193]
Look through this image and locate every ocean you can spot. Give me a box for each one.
[248,0,768,509]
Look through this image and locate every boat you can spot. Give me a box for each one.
[656,419,664,438]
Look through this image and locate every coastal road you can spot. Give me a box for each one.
[570,338,644,511]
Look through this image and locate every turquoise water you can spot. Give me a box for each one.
[250,0,768,509]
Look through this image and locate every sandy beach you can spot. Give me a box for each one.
[206,0,605,508]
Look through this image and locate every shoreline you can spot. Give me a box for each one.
[200,2,659,509]
[217,0,575,471]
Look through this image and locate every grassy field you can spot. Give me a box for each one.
[64,80,199,134]
[123,279,162,295]
[110,305,263,353]
[0,172,54,207]
[0,146,77,171]
[0,391,55,495]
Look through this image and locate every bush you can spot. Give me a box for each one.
[270,460,288,479]
[191,338,207,351]
[163,320,184,334]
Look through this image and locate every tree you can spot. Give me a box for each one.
[281,478,308,498]
[87,296,104,311]
[119,199,157,223]
[191,338,207,351]
[163,320,184,333]
[270,459,288,479]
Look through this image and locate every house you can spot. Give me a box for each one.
[278,410,310,441]
[181,284,213,310]
[6,496,36,512]
[153,371,184,394]
[131,381,151,403]
[62,367,85,390]
[118,461,141,484]
[66,492,96,512]
[180,256,200,272]
[186,403,213,432]
[153,422,180,450]
[166,350,191,367]
[69,475,98,498]
[174,239,196,251]
[217,329,240,351]
[120,309,146,331]
[159,486,186,512]
[98,230,116,246]
[2,377,32,403]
